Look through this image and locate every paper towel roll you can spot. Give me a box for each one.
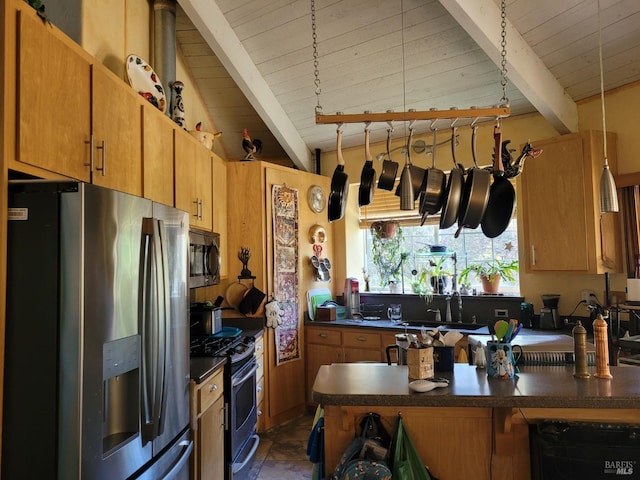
[627,278,640,302]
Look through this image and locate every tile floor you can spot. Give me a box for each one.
[249,413,316,479]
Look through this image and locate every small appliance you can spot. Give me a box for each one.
[343,277,360,318]
[190,302,222,336]
[189,230,221,288]
[540,294,561,330]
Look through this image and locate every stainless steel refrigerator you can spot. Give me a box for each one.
[3,181,192,479]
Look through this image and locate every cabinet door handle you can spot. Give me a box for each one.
[199,199,203,220]
[256,343,263,352]
[96,140,106,176]
[257,386,263,393]
[193,198,200,220]
[531,245,536,266]
[220,405,225,429]
[84,135,94,171]
[209,383,218,392]
[257,409,263,416]
[319,333,328,338]
[356,336,367,342]
[336,352,341,361]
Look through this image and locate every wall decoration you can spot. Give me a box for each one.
[272,184,300,365]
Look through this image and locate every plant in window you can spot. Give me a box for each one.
[458,259,519,294]
[371,223,408,288]
[427,255,453,294]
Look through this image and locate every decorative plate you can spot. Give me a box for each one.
[125,54,167,113]
[308,185,326,213]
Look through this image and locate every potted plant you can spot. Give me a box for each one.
[458,259,519,294]
[427,256,453,294]
[371,224,408,290]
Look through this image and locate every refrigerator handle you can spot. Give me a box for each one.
[140,218,168,443]
[156,219,170,436]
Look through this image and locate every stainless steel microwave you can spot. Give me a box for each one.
[189,230,221,288]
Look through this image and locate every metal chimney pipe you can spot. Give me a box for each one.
[153,0,177,116]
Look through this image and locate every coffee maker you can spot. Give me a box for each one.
[539,294,561,329]
[344,277,360,318]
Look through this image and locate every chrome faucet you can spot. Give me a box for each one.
[447,291,463,323]
[427,308,441,322]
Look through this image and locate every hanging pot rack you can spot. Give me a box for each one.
[315,105,510,127]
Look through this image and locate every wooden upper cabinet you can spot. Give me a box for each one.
[142,106,175,206]
[91,66,142,196]
[175,133,213,231]
[211,154,228,277]
[16,10,143,196]
[17,10,91,181]
[520,131,622,274]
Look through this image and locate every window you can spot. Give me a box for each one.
[363,220,520,295]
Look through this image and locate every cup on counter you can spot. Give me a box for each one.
[387,304,402,324]
[407,347,434,380]
[486,342,522,379]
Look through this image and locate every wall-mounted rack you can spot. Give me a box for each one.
[315,106,510,126]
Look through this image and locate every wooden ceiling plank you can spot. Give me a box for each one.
[177,0,313,171]
[438,0,578,134]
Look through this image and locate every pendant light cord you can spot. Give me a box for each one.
[598,0,608,165]
[401,0,407,139]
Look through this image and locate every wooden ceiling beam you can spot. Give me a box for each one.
[178,0,313,172]
[439,0,578,134]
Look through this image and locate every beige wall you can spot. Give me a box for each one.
[79,0,224,156]
[323,84,640,316]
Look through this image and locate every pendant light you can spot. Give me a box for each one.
[597,0,619,213]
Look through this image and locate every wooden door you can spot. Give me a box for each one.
[16,10,91,180]
[521,133,590,271]
[306,343,343,403]
[194,146,213,231]
[198,395,225,480]
[174,132,197,223]
[91,65,142,196]
[142,106,175,206]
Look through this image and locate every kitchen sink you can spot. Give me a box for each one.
[407,321,487,331]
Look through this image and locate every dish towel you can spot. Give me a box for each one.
[307,406,325,480]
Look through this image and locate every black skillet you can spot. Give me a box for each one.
[481,123,515,238]
[420,124,446,223]
[377,123,398,191]
[358,125,376,207]
[439,124,464,229]
[395,122,426,202]
[328,128,349,222]
[454,123,491,237]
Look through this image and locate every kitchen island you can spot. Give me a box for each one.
[313,363,640,480]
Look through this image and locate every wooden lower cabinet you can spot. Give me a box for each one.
[306,326,386,404]
[190,368,225,480]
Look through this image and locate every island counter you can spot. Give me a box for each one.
[312,363,640,480]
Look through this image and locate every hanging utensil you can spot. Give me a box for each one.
[377,119,398,191]
[328,125,349,222]
[395,118,426,202]
[439,121,464,229]
[397,121,416,210]
[454,120,491,237]
[419,120,446,224]
[481,121,515,238]
[358,119,376,206]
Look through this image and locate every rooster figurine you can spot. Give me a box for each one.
[242,128,263,161]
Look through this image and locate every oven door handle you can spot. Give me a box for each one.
[232,363,258,388]
[231,434,260,475]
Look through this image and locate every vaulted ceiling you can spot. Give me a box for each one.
[176,0,640,172]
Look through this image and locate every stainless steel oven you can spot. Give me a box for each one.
[227,345,260,480]
[189,230,220,288]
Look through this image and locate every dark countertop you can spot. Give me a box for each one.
[312,362,640,409]
[190,356,227,384]
[305,318,490,335]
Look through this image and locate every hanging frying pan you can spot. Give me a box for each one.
[377,122,398,191]
[439,123,464,229]
[358,123,376,206]
[328,128,349,222]
[395,121,426,201]
[454,122,491,237]
[420,122,446,219]
[481,123,515,238]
